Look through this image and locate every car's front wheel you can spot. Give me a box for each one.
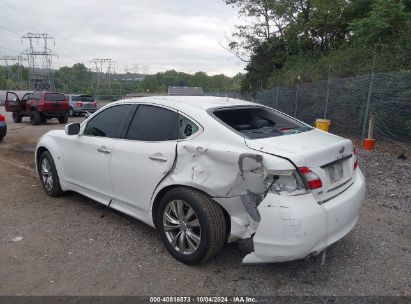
[12,112,22,123]
[30,110,41,125]
[58,114,68,124]
[38,151,64,197]
[157,188,226,265]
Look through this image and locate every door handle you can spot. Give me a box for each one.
[149,155,168,162]
[97,146,111,154]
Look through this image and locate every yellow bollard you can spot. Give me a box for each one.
[315,119,331,132]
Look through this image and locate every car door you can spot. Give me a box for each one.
[63,104,134,205]
[5,92,21,112]
[109,104,179,213]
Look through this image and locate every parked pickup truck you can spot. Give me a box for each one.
[5,91,70,125]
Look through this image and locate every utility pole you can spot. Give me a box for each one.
[133,64,139,81]
[21,32,57,91]
[0,55,27,89]
[90,58,113,101]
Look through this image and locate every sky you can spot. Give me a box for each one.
[0,0,246,76]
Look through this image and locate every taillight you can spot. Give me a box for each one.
[93,102,97,107]
[0,115,5,122]
[298,167,322,189]
[76,102,83,107]
[353,148,358,170]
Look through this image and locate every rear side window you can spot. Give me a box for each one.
[178,115,199,139]
[45,93,66,102]
[84,104,133,138]
[126,105,178,141]
[33,93,40,100]
[213,107,312,139]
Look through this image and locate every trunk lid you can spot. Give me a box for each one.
[245,129,356,203]
[43,93,70,112]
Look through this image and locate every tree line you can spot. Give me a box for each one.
[224,0,411,91]
[0,64,244,96]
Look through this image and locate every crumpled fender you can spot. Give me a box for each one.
[151,141,295,241]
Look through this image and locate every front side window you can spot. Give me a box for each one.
[21,94,29,102]
[126,105,178,141]
[84,104,133,138]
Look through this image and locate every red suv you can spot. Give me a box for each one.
[5,91,70,125]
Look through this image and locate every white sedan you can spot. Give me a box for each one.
[35,96,365,264]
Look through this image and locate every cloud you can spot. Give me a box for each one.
[0,0,245,75]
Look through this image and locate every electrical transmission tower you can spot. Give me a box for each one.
[90,58,114,100]
[0,55,26,89]
[21,32,57,91]
[133,64,139,81]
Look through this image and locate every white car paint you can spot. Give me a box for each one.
[36,96,365,264]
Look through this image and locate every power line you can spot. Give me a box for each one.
[0,0,97,65]
[0,55,26,89]
[90,58,114,100]
[21,32,58,91]
[0,24,20,36]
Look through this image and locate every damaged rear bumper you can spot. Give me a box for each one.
[242,169,366,264]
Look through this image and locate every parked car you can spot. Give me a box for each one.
[5,91,70,125]
[35,96,365,265]
[0,113,6,141]
[68,94,97,116]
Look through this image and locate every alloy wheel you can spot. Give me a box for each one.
[41,157,53,191]
[163,200,201,254]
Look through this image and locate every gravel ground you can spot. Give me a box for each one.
[0,107,410,296]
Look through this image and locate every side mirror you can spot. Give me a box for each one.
[65,123,80,135]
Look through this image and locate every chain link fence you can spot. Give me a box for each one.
[208,70,411,152]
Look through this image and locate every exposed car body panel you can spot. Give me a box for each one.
[243,169,365,263]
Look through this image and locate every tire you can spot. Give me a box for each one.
[41,116,47,123]
[0,137,3,142]
[12,112,22,123]
[58,114,68,124]
[30,110,41,125]
[157,187,226,265]
[68,108,74,117]
[38,151,64,197]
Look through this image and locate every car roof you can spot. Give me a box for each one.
[114,96,258,112]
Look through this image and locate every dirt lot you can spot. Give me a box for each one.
[0,107,410,296]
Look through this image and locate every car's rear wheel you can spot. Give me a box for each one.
[38,151,63,197]
[58,114,68,124]
[12,112,22,123]
[41,116,47,123]
[157,187,226,265]
[30,110,41,125]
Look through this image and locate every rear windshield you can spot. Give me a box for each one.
[72,95,95,102]
[80,96,95,102]
[45,93,67,102]
[212,107,312,139]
